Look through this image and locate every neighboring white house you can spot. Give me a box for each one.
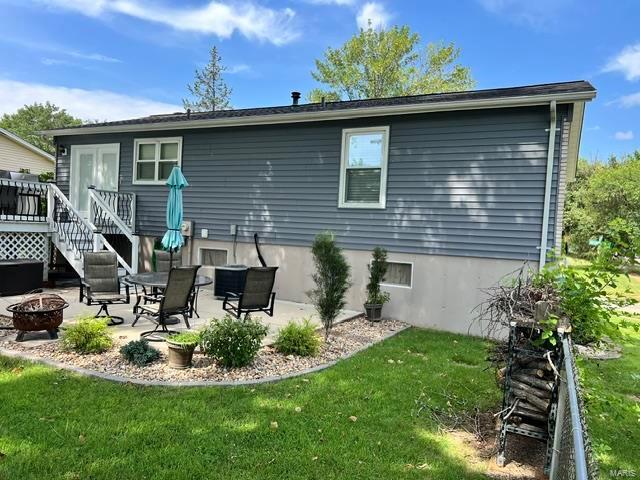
[0,127,55,175]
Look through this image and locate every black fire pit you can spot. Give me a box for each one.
[6,293,69,341]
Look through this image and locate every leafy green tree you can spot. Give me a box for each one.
[0,102,82,155]
[308,232,351,338]
[183,46,232,112]
[564,151,640,263]
[309,24,474,102]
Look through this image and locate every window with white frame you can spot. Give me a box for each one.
[133,137,182,184]
[381,262,412,288]
[198,248,228,277]
[339,126,389,208]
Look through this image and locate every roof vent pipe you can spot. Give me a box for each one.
[321,96,326,109]
[291,91,301,106]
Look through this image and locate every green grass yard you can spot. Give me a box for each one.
[0,329,500,480]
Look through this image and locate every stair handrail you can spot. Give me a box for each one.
[88,187,139,274]
[47,184,135,275]
[90,188,136,231]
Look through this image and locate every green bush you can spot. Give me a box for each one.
[61,316,113,354]
[167,331,201,346]
[120,339,160,367]
[366,247,391,305]
[274,318,322,357]
[308,232,351,338]
[200,314,268,368]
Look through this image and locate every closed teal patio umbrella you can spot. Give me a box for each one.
[161,166,189,265]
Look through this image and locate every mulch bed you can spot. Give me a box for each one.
[0,315,407,384]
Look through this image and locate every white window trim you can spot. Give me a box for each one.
[338,126,389,209]
[378,260,413,289]
[133,137,183,185]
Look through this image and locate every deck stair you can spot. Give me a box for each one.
[0,178,138,279]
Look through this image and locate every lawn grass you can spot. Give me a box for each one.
[579,319,640,479]
[0,328,500,480]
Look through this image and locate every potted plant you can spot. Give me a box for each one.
[166,331,201,369]
[364,247,391,322]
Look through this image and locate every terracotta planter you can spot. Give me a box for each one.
[166,341,197,369]
[364,303,383,322]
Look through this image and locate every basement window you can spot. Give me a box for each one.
[133,137,182,184]
[199,248,228,267]
[381,262,412,288]
[339,126,389,209]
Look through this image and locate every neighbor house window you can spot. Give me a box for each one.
[381,262,412,288]
[339,126,389,208]
[133,137,182,184]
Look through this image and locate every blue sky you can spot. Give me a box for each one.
[1,0,639,160]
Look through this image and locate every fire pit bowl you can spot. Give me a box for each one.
[6,293,69,342]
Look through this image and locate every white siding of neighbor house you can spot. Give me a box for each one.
[0,134,54,174]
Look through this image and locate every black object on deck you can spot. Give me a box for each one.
[0,259,43,296]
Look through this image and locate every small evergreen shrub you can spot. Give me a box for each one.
[308,232,351,338]
[274,318,322,357]
[120,339,161,367]
[200,314,268,368]
[366,247,391,305]
[61,315,113,354]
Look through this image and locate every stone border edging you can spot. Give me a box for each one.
[0,325,411,387]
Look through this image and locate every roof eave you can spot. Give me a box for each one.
[0,127,55,162]
[45,90,597,136]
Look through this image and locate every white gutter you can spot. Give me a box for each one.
[45,90,595,136]
[539,100,557,269]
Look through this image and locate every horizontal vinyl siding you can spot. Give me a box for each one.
[55,105,568,261]
[0,135,54,174]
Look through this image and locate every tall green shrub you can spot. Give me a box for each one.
[308,232,351,338]
[366,247,390,305]
[61,316,113,354]
[200,314,268,368]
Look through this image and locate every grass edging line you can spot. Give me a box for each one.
[0,325,411,387]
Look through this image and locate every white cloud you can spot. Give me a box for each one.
[227,64,251,74]
[608,91,640,108]
[356,2,389,30]
[604,43,640,81]
[477,0,570,28]
[586,125,601,131]
[614,130,634,141]
[37,0,299,46]
[0,79,181,121]
[306,0,355,4]
[2,37,120,63]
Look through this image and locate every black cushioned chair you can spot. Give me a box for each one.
[80,252,130,326]
[223,267,278,319]
[134,266,200,341]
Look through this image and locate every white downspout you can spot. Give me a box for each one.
[539,100,557,269]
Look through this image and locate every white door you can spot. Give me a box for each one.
[70,144,120,215]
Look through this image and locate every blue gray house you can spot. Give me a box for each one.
[33,80,595,333]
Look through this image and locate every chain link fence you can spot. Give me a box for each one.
[549,335,599,480]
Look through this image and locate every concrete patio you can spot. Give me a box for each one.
[0,286,361,352]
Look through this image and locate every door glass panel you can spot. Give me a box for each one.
[138,143,156,160]
[159,161,177,180]
[98,152,118,191]
[77,152,94,212]
[160,142,178,160]
[137,162,155,181]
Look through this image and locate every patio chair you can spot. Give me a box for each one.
[223,267,278,319]
[80,252,130,326]
[135,265,200,341]
[154,249,182,272]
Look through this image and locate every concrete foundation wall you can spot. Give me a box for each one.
[139,236,532,335]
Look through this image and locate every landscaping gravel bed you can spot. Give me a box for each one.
[0,315,408,384]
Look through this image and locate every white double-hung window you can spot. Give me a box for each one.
[133,137,182,184]
[339,126,389,208]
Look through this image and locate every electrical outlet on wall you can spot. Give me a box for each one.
[201,228,209,238]
[230,224,237,235]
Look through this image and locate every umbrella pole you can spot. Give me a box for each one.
[169,248,173,270]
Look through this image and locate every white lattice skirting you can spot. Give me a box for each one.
[0,232,49,279]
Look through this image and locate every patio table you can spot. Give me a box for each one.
[125,272,212,318]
